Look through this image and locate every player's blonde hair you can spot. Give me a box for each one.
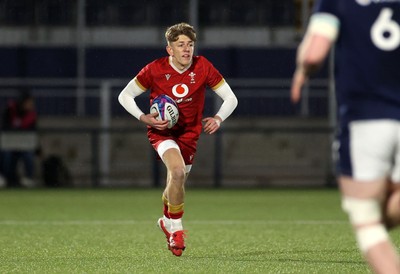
[165,22,197,44]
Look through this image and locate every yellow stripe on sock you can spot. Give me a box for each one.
[168,203,184,214]
[162,195,168,206]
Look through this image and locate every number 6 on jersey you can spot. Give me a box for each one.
[371,8,400,51]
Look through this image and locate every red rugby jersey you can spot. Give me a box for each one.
[136,55,224,140]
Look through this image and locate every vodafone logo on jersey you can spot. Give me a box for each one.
[172,84,189,98]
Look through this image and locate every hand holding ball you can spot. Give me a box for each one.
[150,94,179,129]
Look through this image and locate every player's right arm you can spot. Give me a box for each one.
[291,12,340,103]
[118,78,168,130]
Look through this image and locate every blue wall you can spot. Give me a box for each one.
[1,46,323,79]
[0,46,329,118]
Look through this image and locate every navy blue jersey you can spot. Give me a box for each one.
[314,0,400,124]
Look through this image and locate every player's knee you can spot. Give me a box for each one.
[169,166,186,182]
[342,196,389,252]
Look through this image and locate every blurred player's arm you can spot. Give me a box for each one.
[291,13,340,103]
[118,78,168,130]
[203,80,238,134]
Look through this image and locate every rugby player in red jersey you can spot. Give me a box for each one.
[118,22,238,256]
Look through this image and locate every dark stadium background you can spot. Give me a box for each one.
[0,0,335,188]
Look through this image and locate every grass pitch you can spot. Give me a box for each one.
[0,187,395,273]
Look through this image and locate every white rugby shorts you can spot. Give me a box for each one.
[337,119,400,182]
[157,139,192,173]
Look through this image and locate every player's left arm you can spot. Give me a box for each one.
[203,80,238,135]
[291,12,340,103]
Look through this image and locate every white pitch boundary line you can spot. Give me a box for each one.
[0,220,348,226]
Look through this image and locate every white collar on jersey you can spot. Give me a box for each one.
[169,56,192,74]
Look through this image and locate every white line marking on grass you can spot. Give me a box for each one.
[190,220,348,225]
[0,220,347,226]
[0,220,146,225]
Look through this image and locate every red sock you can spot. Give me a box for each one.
[163,204,169,218]
[169,211,184,219]
[162,194,169,218]
[168,202,184,219]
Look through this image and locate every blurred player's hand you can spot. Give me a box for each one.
[291,68,308,103]
[202,117,221,134]
[140,112,169,130]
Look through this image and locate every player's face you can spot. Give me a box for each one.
[167,35,194,70]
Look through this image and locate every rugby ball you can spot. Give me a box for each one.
[150,94,179,129]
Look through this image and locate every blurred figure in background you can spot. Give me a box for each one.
[291,0,400,273]
[1,90,38,187]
